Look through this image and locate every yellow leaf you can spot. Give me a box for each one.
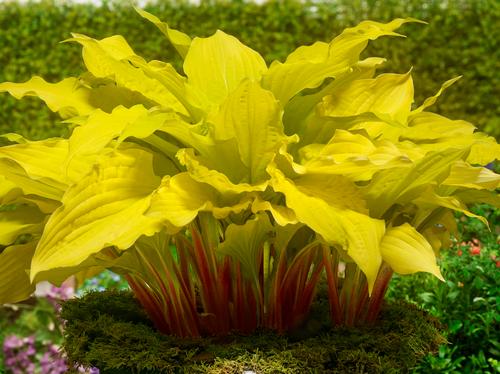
[365,148,469,217]
[263,18,419,105]
[251,195,298,226]
[405,112,475,141]
[443,161,500,190]
[412,76,462,114]
[184,30,267,106]
[294,173,368,214]
[218,214,273,283]
[177,148,267,193]
[0,139,98,205]
[380,224,444,281]
[467,134,500,165]
[135,8,191,58]
[0,205,45,246]
[68,34,189,115]
[0,77,94,118]
[30,147,163,282]
[299,130,413,181]
[147,173,216,229]
[284,57,386,138]
[209,80,284,183]
[413,187,489,228]
[147,172,252,230]
[67,105,148,166]
[269,166,384,292]
[0,243,36,304]
[319,72,413,125]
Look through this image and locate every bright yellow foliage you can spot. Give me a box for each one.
[0,11,498,304]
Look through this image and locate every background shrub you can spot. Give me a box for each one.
[0,0,498,140]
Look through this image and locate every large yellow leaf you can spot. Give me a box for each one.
[403,114,499,164]
[299,130,413,181]
[294,174,368,214]
[380,224,444,280]
[0,139,99,210]
[268,167,345,244]
[147,172,252,230]
[67,105,149,166]
[209,80,284,183]
[0,77,94,118]
[319,72,413,125]
[0,139,70,184]
[68,34,189,115]
[467,135,500,165]
[0,243,36,304]
[263,18,418,105]
[0,138,95,186]
[30,147,163,282]
[129,59,204,119]
[340,210,385,293]
[443,161,500,190]
[405,112,475,141]
[147,173,216,229]
[0,159,63,202]
[0,139,92,204]
[285,57,386,138]
[183,30,267,105]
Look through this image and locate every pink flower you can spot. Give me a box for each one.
[457,249,463,257]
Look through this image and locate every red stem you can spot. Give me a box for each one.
[322,246,343,325]
[365,264,394,323]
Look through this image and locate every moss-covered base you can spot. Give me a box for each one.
[61,291,445,373]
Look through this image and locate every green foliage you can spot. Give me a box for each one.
[61,290,445,373]
[456,203,500,245]
[0,0,498,141]
[387,205,500,373]
[76,270,129,296]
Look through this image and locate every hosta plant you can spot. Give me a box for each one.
[0,10,499,338]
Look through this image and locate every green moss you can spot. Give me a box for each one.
[61,290,446,373]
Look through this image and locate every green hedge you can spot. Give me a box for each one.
[0,0,498,140]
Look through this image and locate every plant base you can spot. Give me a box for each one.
[61,290,445,373]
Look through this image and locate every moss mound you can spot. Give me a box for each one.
[61,290,445,373]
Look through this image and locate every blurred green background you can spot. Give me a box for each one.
[0,0,498,140]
